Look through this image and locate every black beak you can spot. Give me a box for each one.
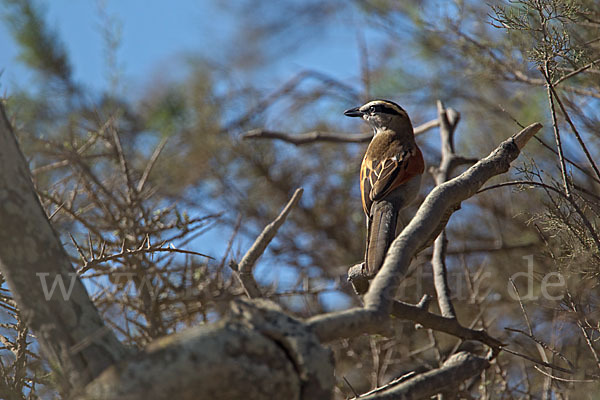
[343,107,363,117]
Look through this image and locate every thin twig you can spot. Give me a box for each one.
[352,371,416,398]
[223,70,359,132]
[505,327,575,371]
[242,129,372,144]
[137,136,168,193]
[508,278,534,335]
[77,243,214,274]
[343,376,359,398]
[577,319,600,373]
[533,366,597,383]
[217,215,243,273]
[357,28,371,101]
[541,66,571,197]
[554,58,600,85]
[533,136,600,185]
[109,124,136,205]
[542,71,600,182]
[241,118,440,145]
[477,180,600,251]
[429,101,461,319]
[503,348,573,374]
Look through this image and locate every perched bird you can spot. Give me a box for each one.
[344,100,424,292]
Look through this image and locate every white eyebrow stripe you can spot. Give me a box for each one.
[360,100,405,115]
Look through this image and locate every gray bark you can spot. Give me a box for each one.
[0,106,128,393]
[79,299,333,400]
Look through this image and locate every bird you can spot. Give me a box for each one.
[344,99,424,293]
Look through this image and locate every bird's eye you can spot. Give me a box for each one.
[369,106,376,114]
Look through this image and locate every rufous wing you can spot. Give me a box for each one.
[360,145,424,216]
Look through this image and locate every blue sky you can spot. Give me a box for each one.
[1,1,233,93]
[0,0,372,98]
[0,0,379,310]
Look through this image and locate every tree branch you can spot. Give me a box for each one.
[542,70,600,182]
[241,118,440,145]
[356,352,489,400]
[0,104,128,393]
[307,122,542,344]
[242,129,372,144]
[429,101,462,319]
[477,180,600,251]
[231,188,304,298]
[80,299,333,400]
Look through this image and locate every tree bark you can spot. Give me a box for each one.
[79,299,333,400]
[0,105,128,393]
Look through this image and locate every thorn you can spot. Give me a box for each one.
[69,233,87,263]
[99,241,106,259]
[136,237,146,251]
[88,232,94,260]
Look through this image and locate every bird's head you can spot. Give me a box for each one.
[344,99,412,135]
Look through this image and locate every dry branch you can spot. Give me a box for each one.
[242,129,373,144]
[391,300,503,349]
[80,299,333,400]
[75,239,214,275]
[429,101,463,319]
[366,122,541,311]
[0,104,127,393]
[356,352,489,400]
[231,188,304,298]
[241,117,439,145]
[308,122,542,344]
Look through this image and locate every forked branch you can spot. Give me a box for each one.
[308,122,542,344]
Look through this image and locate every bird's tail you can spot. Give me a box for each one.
[365,200,399,278]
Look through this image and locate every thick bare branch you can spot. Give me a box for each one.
[357,352,489,400]
[307,297,502,350]
[413,118,441,136]
[307,122,542,343]
[391,300,502,349]
[0,104,128,393]
[81,299,333,400]
[366,122,541,310]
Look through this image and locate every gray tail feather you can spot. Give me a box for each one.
[365,200,399,277]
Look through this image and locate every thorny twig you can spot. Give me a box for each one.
[72,235,214,275]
